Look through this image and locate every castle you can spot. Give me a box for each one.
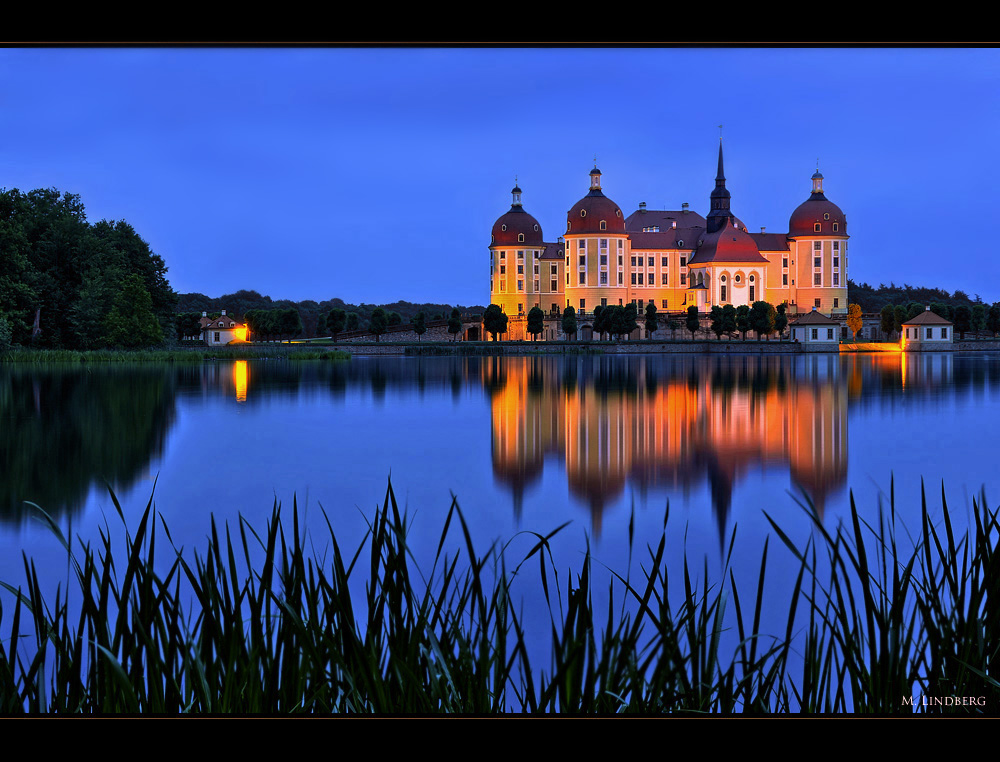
[489,144,849,327]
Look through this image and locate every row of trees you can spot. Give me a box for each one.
[244,309,304,343]
[483,301,797,342]
[1,188,176,349]
[327,307,465,343]
[879,301,1000,341]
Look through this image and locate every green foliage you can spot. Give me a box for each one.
[346,312,360,332]
[686,305,700,339]
[526,306,545,341]
[644,302,657,337]
[102,273,164,349]
[447,308,462,341]
[388,311,403,327]
[0,188,176,349]
[411,311,427,341]
[710,306,725,339]
[327,308,347,342]
[0,314,11,353]
[848,279,980,314]
[774,304,788,338]
[954,305,972,339]
[846,303,863,340]
[561,306,577,339]
[592,305,610,340]
[972,304,986,335]
[880,304,896,339]
[735,305,750,340]
[483,305,508,342]
[893,305,907,335]
[370,307,388,342]
[987,304,1000,338]
[750,301,777,341]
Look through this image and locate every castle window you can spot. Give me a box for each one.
[824,213,830,220]
[517,264,523,274]
[618,272,623,284]
[600,254,607,266]
[662,300,668,309]
[578,272,585,284]
[782,257,788,268]
[616,209,622,217]
[814,241,821,250]
[600,221,606,230]
[662,257,668,267]
[551,279,558,290]
[734,274,741,284]
[681,273,687,285]
[567,222,571,232]
[600,239,608,249]
[533,224,538,231]
[815,298,821,308]
[580,210,587,217]
[833,274,840,286]
[638,273,644,285]
[500,280,506,290]
[578,240,586,251]
[833,256,839,268]
[600,272,608,285]
[551,264,557,274]
[518,280,523,291]
[579,255,585,267]
[680,256,687,267]
[500,265,506,274]
[782,273,788,285]
[833,223,839,232]
[662,273,668,285]
[501,225,507,231]
[632,273,637,285]
[648,257,654,267]
[533,264,539,274]
[618,240,623,250]
[814,273,821,285]
[833,298,839,308]
[534,280,539,291]
[814,257,821,268]
[518,233,524,242]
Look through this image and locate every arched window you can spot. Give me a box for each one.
[518,233,524,242]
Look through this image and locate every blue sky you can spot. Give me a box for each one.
[1,46,997,306]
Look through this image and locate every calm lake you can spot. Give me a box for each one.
[2,352,999,653]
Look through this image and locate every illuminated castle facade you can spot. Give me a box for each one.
[489,145,849,322]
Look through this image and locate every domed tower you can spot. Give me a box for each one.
[563,165,629,316]
[787,169,849,315]
[490,183,546,319]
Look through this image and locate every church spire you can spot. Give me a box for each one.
[706,138,733,234]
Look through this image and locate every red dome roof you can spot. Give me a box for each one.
[491,207,543,246]
[566,191,626,235]
[689,218,767,264]
[789,195,847,237]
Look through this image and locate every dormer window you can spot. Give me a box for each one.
[824,213,830,220]
[580,210,587,217]
[832,223,839,232]
[600,220,606,230]
[518,233,524,242]
[501,224,507,231]
[814,223,821,232]
[533,224,538,231]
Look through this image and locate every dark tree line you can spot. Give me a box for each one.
[0,187,176,349]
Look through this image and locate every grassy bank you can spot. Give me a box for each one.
[0,346,351,363]
[1,481,997,714]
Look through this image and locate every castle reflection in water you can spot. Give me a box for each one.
[488,354,856,537]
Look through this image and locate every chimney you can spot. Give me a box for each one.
[557,236,564,244]
[202,311,207,317]
[221,309,227,316]
[682,202,689,213]
[926,305,931,311]
[760,227,766,234]
[639,202,646,213]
